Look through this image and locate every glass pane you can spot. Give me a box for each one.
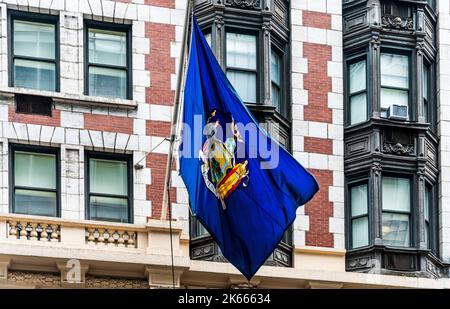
[349,60,366,94]
[351,183,368,217]
[191,216,210,239]
[226,32,256,70]
[272,83,280,109]
[350,92,367,124]
[382,212,410,247]
[15,189,57,217]
[89,196,128,223]
[227,70,257,103]
[423,64,429,100]
[425,223,430,249]
[271,50,281,86]
[15,151,56,189]
[382,177,411,212]
[89,66,127,99]
[381,53,409,88]
[204,32,212,48]
[88,28,127,67]
[424,186,430,222]
[352,217,369,248]
[380,88,408,109]
[14,59,55,91]
[90,158,128,196]
[14,20,55,59]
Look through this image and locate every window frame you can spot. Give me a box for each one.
[8,10,60,92]
[271,40,288,117]
[348,178,371,249]
[380,174,413,248]
[85,151,133,224]
[424,181,438,254]
[9,143,61,217]
[224,28,260,104]
[379,49,412,119]
[84,20,132,100]
[346,53,368,126]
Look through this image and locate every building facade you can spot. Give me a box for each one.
[0,0,449,289]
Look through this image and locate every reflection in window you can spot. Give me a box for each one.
[12,18,57,91]
[13,148,58,217]
[382,177,411,247]
[226,32,257,103]
[271,50,282,111]
[380,53,409,118]
[350,182,369,248]
[87,156,130,223]
[87,26,129,99]
[348,59,367,125]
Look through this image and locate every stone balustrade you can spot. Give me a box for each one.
[85,228,137,248]
[7,221,60,242]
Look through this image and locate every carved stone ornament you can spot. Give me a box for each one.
[371,162,382,176]
[381,15,414,30]
[382,142,415,156]
[225,0,261,9]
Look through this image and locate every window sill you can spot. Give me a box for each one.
[0,87,137,110]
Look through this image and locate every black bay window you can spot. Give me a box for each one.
[343,0,439,277]
[380,52,410,119]
[85,21,131,100]
[86,152,132,223]
[11,144,59,217]
[9,11,58,92]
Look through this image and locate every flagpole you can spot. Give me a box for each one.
[161,0,193,220]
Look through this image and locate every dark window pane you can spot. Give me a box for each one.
[15,94,52,116]
[14,189,57,217]
[89,196,129,223]
[88,66,127,99]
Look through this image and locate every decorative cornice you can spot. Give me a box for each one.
[381,15,414,30]
[224,0,261,9]
[382,142,415,156]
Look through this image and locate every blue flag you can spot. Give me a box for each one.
[179,17,319,280]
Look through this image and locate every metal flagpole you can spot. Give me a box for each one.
[161,0,194,221]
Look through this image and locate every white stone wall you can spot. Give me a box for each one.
[0,0,187,225]
[437,0,450,262]
[291,0,345,249]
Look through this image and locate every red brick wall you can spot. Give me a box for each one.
[304,137,332,155]
[302,11,332,29]
[145,0,175,8]
[303,43,332,123]
[8,106,61,127]
[146,120,171,138]
[305,169,333,247]
[84,114,134,134]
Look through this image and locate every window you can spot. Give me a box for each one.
[382,176,411,247]
[11,145,59,217]
[86,153,132,223]
[380,53,410,118]
[424,184,431,249]
[271,50,282,112]
[423,62,431,123]
[348,58,367,125]
[9,11,58,92]
[226,32,257,103]
[349,182,369,248]
[85,21,131,99]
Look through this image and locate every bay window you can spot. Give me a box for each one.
[11,145,59,217]
[380,53,410,118]
[381,176,411,247]
[10,11,58,92]
[86,21,131,99]
[348,58,367,125]
[349,181,369,248]
[86,153,132,223]
[226,32,257,103]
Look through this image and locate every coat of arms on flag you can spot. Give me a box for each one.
[199,109,249,210]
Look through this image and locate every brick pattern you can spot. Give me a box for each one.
[8,106,61,127]
[84,114,134,134]
[291,0,344,249]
